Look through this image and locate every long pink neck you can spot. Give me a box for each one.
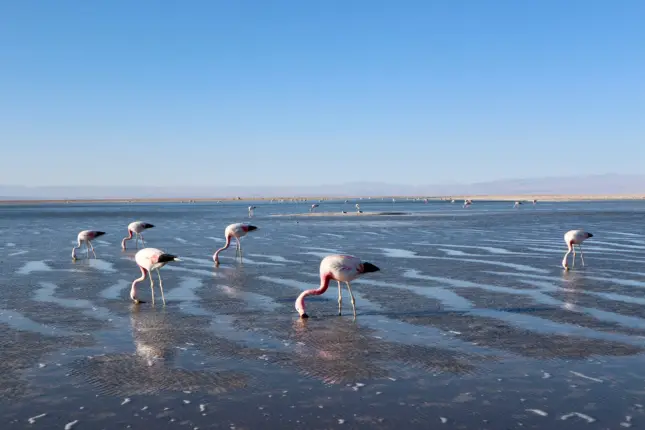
[295,273,332,314]
[130,267,148,300]
[121,229,133,248]
[213,235,232,261]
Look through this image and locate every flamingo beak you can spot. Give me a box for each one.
[247,225,258,231]
[587,233,593,238]
[362,262,380,273]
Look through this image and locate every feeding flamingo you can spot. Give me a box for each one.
[248,206,256,217]
[295,254,380,319]
[121,221,155,249]
[213,223,258,266]
[310,204,319,212]
[562,229,593,270]
[72,230,106,260]
[130,247,180,305]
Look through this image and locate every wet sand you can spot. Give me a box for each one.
[1,200,645,428]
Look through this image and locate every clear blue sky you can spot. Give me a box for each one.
[1,0,643,187]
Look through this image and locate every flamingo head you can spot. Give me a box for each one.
[157,253,180,263]
[586,232,593,238]
[246,225,258,232]
[94,231,106,238]
[360,262,380,273]
[143,223,155,229]
[295,292,309,318]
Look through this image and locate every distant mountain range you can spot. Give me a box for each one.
[1,174,644,200]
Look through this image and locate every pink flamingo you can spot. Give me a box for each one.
[130,247,180,305]
[213,223,258,266]
[310,204,319,212]
[295,254,380,319]
[122,221,155,249]
[72,230,106,260]
[562,229,593,270]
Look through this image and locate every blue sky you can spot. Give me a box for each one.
[1,1,643,187]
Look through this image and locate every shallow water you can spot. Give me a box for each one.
[1,199,645,429]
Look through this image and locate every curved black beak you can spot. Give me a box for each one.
[247,225,258,231]
[587,233,593,238]
[95,231,106,237]
[362,262,380,273]
[143,223,155,229]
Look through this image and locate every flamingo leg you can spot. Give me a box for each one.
[86,241,90,258]
[72,242,81,260]
[578,244,585,266]
[157,269,166,305]
[89,241,97,258]
[134,234,139,249]
[572,245,577,268]
[337,281,343,316]
[149,271,155,304]
[345,282,357,319]
[140,234,146,247]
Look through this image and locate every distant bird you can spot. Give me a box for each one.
[72,230,106,260]
[310,204,319,212]
[532,199,537,205]
[295,255,380,319]
[562,229,593,270]
[513,201,522,208]
[355,203,361,213]
[122,221,155,250]
[213,223,258,266]
[248,206,256,217]
[130,248,180,305]
[463,199,472,208]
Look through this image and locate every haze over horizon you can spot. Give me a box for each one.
[1,1,643,188]
[1,174,644,199]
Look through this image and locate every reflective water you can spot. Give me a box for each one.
[1,199,645,429]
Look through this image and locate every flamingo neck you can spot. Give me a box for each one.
[213,235,232,261]
[295,273,332,315]
[121,229,133,248]
[130,267,148,300]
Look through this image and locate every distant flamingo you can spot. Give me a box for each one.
[562,229,593,270]
[463,199,472,208]
[513,201,522,208]
[310,204,319,212]
[213,223,258,266]
[295,255,380,319]
[248,206,256,217]
[72,230,106,260]
[130,247,180,305]
[122,221,155,250]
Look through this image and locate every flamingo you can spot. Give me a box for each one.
[295,254,380,319]
[130,248,180,305]
[72,230,106,260]
[513,201,522,208]
[310,204,319,212]
[562,229,593,270]
[213,223,258,266]
[248,206,256,217]
[121,221,155,249]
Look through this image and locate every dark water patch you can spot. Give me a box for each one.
[0,323,93,399]
[546,290,645,320]
[399,313,644,359]
[68,354,249,397]
[455,287,645,337]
